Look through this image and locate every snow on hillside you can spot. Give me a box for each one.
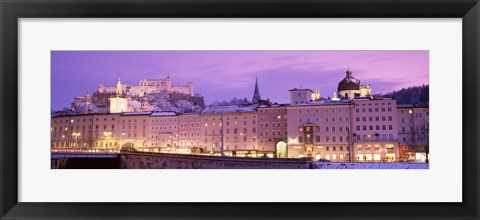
[314,162,429,169]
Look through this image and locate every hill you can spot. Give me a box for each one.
[385,84,429,106]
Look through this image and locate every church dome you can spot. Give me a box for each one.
[338,69,360,91]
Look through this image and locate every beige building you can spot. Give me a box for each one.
[51,114,95,149]
[351,97,399,162]
[178,113,202,153]
[289,88,313,105]
[257,105,288,158]
[149,112,179,151]
[286,101,352,161]
[397,105,429,162]
[118,112,151,150]
[200,104,261,157]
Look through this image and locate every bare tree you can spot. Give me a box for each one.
[411,114,429,163]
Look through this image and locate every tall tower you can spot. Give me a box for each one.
[116,76,123,96]
[252,77,261,103]
[110,76,129,113]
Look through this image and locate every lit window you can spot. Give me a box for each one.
[356,154,363,161]
[408,109,413,114]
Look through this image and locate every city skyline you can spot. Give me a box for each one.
[51,50,429,110]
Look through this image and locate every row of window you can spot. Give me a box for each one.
[258,108,287,113]
[356,116,393,122]
[356,144,394,150]
[401,126,429,133]
[355,102,391,106]
[259,130,287,137]
[204,121,254,127]
[298,117,350,123]
[355,107,392,113]
[298,136,349,143]
[356,125,394,131]
[260,122,286,128]
[259,115,285,121]
[203,116,255,121]
[298,108,349,114]
[298,126,350,133]
[355,134,395,141]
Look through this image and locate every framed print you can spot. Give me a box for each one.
[1,0,479,219]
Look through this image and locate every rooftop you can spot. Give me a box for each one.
[289,99,352,107]
[121,111,152,116]
[288,88,313,92]
[151,111,178,117]
[202,104,260,114]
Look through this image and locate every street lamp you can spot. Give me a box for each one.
[72,132,81,148]
[103,131,112,151]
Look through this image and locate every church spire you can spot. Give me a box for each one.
[252,77,261,103]
[116,75,123,97]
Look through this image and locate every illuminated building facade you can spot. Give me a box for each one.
[286,102,352,161]
[397,105,429,162]
[52,69,427,162]
[257,105,288,158]
[351,97,399,162]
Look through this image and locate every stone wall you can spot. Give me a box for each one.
[120,152,312,169]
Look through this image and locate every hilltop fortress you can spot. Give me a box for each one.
[98,76,194,97]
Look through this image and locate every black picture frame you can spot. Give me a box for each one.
[1,0,479,219]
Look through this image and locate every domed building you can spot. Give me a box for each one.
[337,68,371,100]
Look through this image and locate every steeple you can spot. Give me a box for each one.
[252,77,261,103]
[116,76,123,96]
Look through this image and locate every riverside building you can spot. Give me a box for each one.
[51,69,428,162]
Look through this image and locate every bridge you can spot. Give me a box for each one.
[51,150,313,169]
[51,151,119,159]
[51,149,120,169]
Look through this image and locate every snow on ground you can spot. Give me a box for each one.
[314,162,429,169]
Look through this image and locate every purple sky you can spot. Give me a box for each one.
[51,51,429,110]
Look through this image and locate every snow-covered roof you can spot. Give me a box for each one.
[201,104,259,114]
[121,111,152,116]
[290,99,352,107]
[353,96,393,101]
[288,88,313,92]
[75,102,100,114]
[151,111,178,117]
[257,103,290,108]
